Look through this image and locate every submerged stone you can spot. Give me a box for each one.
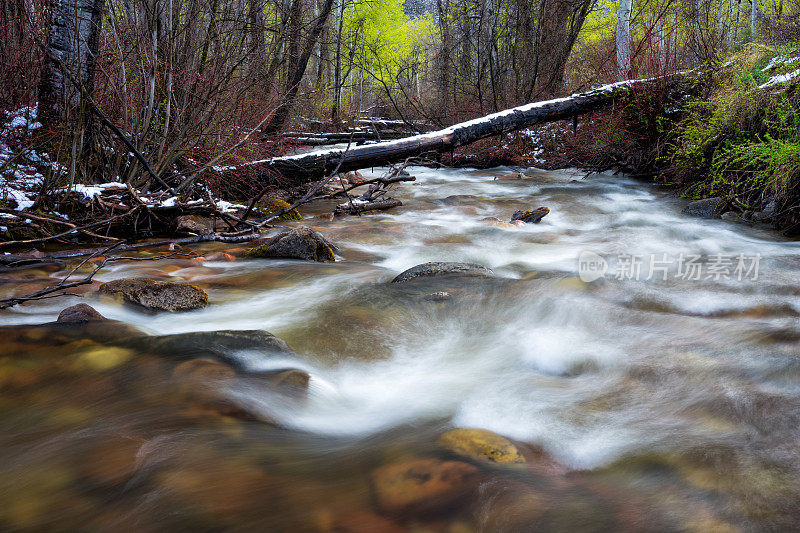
[98,278,208,312]
[244,227,336,262]
[370,458,480,516]
[437,428,526,465]
[511,206,550,223]
[173,358,237,384]
[391,262,494,283]
[266,368,310,399]
[140,329,296,364]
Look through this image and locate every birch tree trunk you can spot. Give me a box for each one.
[38,0,106,128]
[750,0,757,40]
[616,0,632,81]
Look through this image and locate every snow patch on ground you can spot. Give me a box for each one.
[760,68,800,88]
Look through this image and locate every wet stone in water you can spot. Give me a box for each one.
[391,262,494,283]
[437,428,525,465]
[244,226,336,262]
[57,303,107,323]
[511,206,550,223]
[98,278,209,312]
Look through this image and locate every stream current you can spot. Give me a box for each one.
[1,166,800,531]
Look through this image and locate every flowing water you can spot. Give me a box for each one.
[2,166,800,531]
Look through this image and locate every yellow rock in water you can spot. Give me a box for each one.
[75,346,133,371]
[437,428,525,465]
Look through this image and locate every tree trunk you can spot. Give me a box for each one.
[616,0,633,80]
[750,0,757,40]
[39,0,106,128]
[262,0,336,134]
[226,73,696,185]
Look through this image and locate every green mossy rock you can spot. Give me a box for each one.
[255,198,302,221]
[437,428,526,465]
[98,278,208,312]
[244,227,336,262]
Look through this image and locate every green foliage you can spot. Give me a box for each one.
[661,46,800,213]
[344,0,434,89]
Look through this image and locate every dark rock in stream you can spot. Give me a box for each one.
[391,262,494,283]
[137,330,297,367]
[682,197,727,219]
[98,278,209,312]
[511,206,550,223]
[57,303,107,323]
[244,226,336,262]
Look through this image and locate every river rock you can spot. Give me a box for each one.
[437,428,525,465]
[266,368,310,399]
[370,458,480,516]
[173,358,237,384]
[682,197,726,219]
[141,330,296,363]
[98,278,208,312]
[511,207,550,223]
[57,303,107,323]
[391,262,494,283]
[244,227,336,262]
[174,215,213,235]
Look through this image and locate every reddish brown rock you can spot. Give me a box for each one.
[57,303,107,323]
[370,458,480,516]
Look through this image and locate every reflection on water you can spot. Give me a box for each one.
[2,167,800,531]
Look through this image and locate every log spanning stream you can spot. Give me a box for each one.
[2,166,800,531]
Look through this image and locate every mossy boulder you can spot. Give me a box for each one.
[98,278,208,312]
[437,428,526,465]
[244,226,336,262]
[391,262,494,283]
[370,458,480,516]
[254,198,302,221]
[511,206,550,223]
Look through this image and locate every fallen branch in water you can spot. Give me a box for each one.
[333,198,403,216]
[0,242,200,309]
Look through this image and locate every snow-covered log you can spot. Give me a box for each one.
[222,73,696,185]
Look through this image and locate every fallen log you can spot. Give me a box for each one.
[223,72,697,184]
[333,198,403,216]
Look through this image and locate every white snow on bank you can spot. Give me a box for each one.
[71,182,128,198]
[760,68,800,88]
[761,55,800,72]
